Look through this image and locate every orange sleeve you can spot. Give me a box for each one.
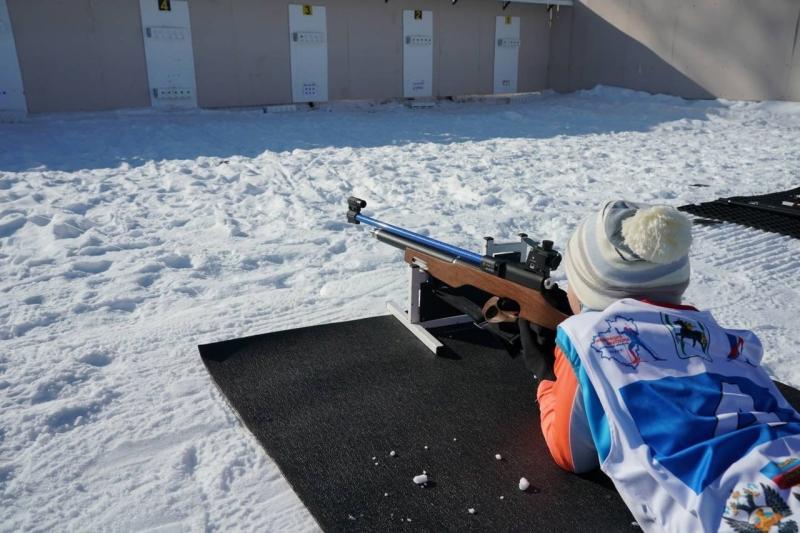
[536,345,580,472]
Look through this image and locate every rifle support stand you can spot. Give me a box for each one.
[387,235,530,355]
[386,267,472,355]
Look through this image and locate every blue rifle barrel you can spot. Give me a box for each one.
[354,213,484,266]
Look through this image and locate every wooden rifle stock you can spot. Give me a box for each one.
[404,249,570,330]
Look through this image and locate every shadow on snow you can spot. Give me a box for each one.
[0,88,723,173]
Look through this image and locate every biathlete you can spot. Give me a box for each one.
[531,200,800,532]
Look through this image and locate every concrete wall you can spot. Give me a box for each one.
[7,0,800,111]
[190,0,551,107]
[548,0,800,101]
[6,0,552,113]
[7,0,150,113]
[189,0,291,108]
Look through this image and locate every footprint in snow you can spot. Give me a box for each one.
[135,274,159,288]
[63,202,91,215]
[137,263,163,274]
[0,464,14,483]
[162,253,193,269]
[78,352,112,367]
[103,297,142,313]
[53,223,83,239]
[46,404,98,433]
[71,260,112,274]
[178,446,198,476]
[45,391,118,433]
[242,183,264,196]
[28,215,51,227]
[30,369,90,405]
[7,312,59,339]
[0,215,26,238]
[328,241,347,254]
[168,218,190,228]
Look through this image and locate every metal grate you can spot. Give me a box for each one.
[680,187,800,239]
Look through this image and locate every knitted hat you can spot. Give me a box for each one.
[564,200,693,310]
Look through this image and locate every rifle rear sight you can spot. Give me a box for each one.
[525,239,562,282]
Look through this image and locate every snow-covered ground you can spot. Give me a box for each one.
[1,87,799,531]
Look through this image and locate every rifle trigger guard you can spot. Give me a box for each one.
[482,296,520,324]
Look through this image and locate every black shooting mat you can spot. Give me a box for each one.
[680,187,800,238]
[199,316,800,532]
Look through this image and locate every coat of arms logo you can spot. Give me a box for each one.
[661,313,712,361]
[723,482,799,533]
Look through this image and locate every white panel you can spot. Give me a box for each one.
[139,0,197,108]
[0,0,26,117]
[403,10,433,98]
[289,4,328,103]
[493,16,520,94]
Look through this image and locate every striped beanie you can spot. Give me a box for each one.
[564,200,693,310]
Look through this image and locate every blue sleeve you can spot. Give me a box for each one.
[556,327,612,464]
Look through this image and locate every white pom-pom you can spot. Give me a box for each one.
[621,206,692,264]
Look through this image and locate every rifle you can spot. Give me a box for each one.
[346,197,569,332]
